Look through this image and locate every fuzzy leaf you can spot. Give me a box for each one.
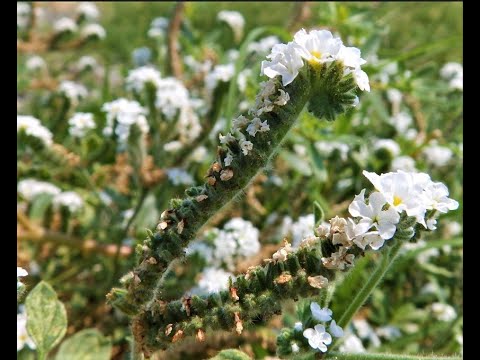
[26,281,67,357]
[56,329,112,360]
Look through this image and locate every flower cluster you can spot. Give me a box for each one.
[17,267,28,290]
[422,141,453,168]
[261,28,370,91]
[68,112,96,138]
[301,302,344,353]
[318,170,458,269]
[187,217,261,271]
[17,179,61,201]
[17,305,36,352]
[191,267,235,295]
[54,17,78,33]
[52,191,84,213]
[440,62,463,91]
[102,98,149,148]
[76,2,100,21]
[17,115,53,146]
[17,2,30,29]
[247,35,280,54]
[58,81,88,106]
[81,23,106,40]
[126,66,162,93]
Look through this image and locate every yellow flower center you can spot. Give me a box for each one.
[393,195,402,207]
[308,51,322,64]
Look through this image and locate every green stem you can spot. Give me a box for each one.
[130,335,145,360]
[326,352,462,360]
[333,239,404,349]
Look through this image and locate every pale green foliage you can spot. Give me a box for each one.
[56,329,112,360]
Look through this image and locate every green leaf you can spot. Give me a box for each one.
[26,281,67,358]
[210,349,252,360]
[56,329,112,360]
[313,200,325,226]
[28,194,54,221]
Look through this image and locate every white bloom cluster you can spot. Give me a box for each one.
[431,302,457,322]
[77,56,98,71]
[18,179,61,201]
[155,77,190,119]
[440,62,463,91]
[126,66,162,93]
[68,112,96,138]
[205,63,235,93]
[166,168,194,186]
[373,138,400,157]
[352,318,381,347]
[315,141,350,161]
[17,306,36,351]
[388,111,412,133]
[192,267,234,295]
[248,35,280,54]
[148,17,169,38]
[52,191,84,212]
[189,218,260,271]
[54,17,78,33]
[17,2,30,29]
[76,2,99,20]
[339,332,366,353]
[184,56,213,74]
[318,170,458,269]
[261,28,370,91]
[386,88,403,109]
[280,214,315,248]
[102,98,149,147]
[217,10,245,42]
[422,142,453,167]
[302,302,343,352]
[17,115,53,146]
[59,81,88,105]
[26,56,46,72]
[237,69,252,92]
[81,23,106,39]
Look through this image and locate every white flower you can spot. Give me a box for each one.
[217,10,245,42]
[166,168,194,186]
[26,56,46,72]
[246,118,270,137]
[17,115,53,146]
[190,146,208,162]
[275,89,290,106]
[422,144,453,167]
[289,214,315,247]
[353,69,370,92]
[155,77,191,120]
[440,62,463,91]
[126,66,162,93]
[17,308,36,351]
[310,302,332,322]
[77,56,98,71]
[53,191,84,212]
[54,17,77,33]
[68,112,96,138]
[373,139,400,157]
[391,156,417,172]
[431,302,456,322]
[222,218,261,258]
[294,322,303,331]
[18,179,61,201]
[388,112,412,133]
[81,23,106,39]
[59,81,88,105]
[303,324,332,352]
[348,190,400,240]
[240,139,253,155]
[294,29,343,64]
[194,267,234,294]
[339,333,365,353]
[261,41,305,86]
[248,36,280,54]
[444,221,462,237]
[76,2,99,20]
[291,343,300,353]
[362,170,429,226]
[237,69,251,92]
[422,182,459,213]
[376,326,401,340]
[205,63,235,93]
[386,88,403,107]
[329,320,344,338]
